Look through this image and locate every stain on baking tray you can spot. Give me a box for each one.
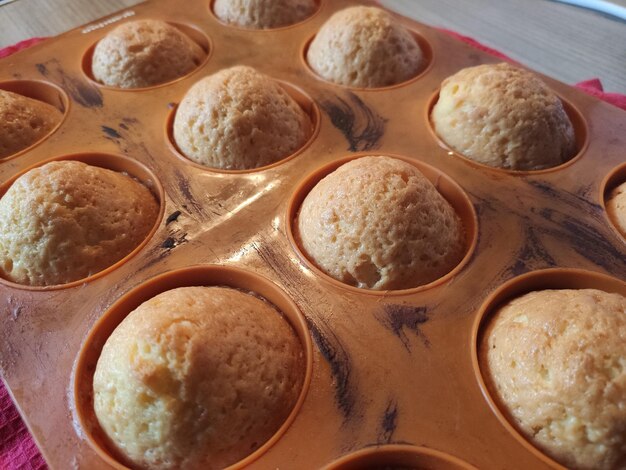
[307,317,356,420]
[36,60,103,108]
[508,226,557,276]
[377,400,398,444]
[253,241,359,421]
[161,233,187,250]
[527,180,625,274]
[166,210,182,225]
[529,180,602,210]
[170,170,208,219]
[101,125,122,140]
[539,207,626,272]
[320,91,386,151]
[376,304,430,351]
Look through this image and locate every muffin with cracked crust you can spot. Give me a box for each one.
[307,6,423,88]
[0,89,62,159]
[173,66,311,170]
[92,19,205,88]
[94,286,305,470]
[483,289,626,470]
[0,160,158,286]
[214,0,317,29]
[606,181,626,238]
[296,156,465,290]
[431,63,576,171]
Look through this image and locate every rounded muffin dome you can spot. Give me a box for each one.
[214,0,317,29]
[92,19,205,88]
[93,286,305,470]
[296,156,465,290]
[607,181,626,238]
[173,66,312,170]
[0,160,159,286]
[306,6,423,88]
[0,89,62,159]
[431,63,576,171]
[483,289,626,470]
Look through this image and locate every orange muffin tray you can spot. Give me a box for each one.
[1,0,625,468]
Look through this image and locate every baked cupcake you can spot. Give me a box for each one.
[483,289,626,469]
[431,63,576,171]
[0,89,62,159]
[306,6,423,88]
[0,160,158,286]
[93,286,304,470]
[606,181,626,237]
[296,156,465,290]
[214,0,317,29]
[173,66,311,170]
[92,19,205,88]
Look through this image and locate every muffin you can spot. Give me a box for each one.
[0,160,158,286]
[606,181,626,237]
[431,63,576,171]
[296,156,465,290]
[173,66,311,170]
[0,89,62,159]
[93,286,304,470]
[306,6,423,88]
[214,0,317,29]
[92,19,205,88]
[483,289,626,470]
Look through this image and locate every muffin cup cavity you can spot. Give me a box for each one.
[287,153,478,296]
[426,89,588,175]
[472,268,626,469]
[209,0,323,31]
[0,80,69,161]
[301,29,434,91]
[82,21,212,91]
[73,265,313,470]
[601,161,626,242]
[0,152,164,291]
[166,79,320,173]
[324,444,477,470]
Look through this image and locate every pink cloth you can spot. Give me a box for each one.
[0,38,47,60]
[0,383,47,470]
[0,27,624,470]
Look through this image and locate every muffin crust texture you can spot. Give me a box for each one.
[0,89,62,159]
[94,286,305,469]
[484,289,626,469]
[173,66,311,170]
[0,160,158,286]
[307,6,423,88]
[432,63,576,170]
[297,156,465,290]
[214,0,317,29]
[92,19,204,88]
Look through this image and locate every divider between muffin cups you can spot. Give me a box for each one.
[81,20,212,92]
[0,152,164,291]
[286,152,478,296]
[0,79,70,162]
[165,78,321,173]
[471,268,626,470]
[72,264,313,470]
[300,28,434,92]
[425,88,589,175]
[323,444,478,469]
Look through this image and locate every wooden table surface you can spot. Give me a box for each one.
[1,0,625,93]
